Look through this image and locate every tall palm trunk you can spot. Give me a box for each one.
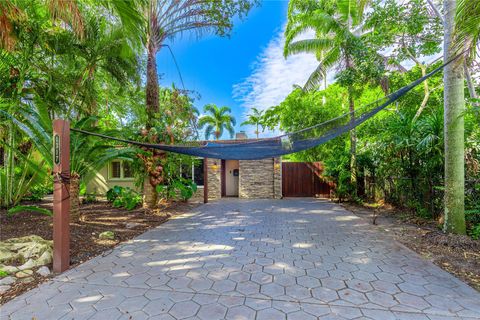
[348,87,357,195]
[143,35,160,209]
[146,42,159,129]
[443,0,466,234]
[70,173,81,222]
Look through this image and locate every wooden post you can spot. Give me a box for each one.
[53,119,70,273]
[203,158,208,203]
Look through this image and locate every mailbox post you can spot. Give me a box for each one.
[52,119,70,272]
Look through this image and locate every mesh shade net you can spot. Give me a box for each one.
[71,60,450,160]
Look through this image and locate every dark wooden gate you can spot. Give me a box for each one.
[282,162,332,198]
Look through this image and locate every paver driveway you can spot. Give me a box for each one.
[2,199,480,320]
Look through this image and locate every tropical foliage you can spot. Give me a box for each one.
[241,108,264,138]
[0,0,478,239]
[198,104,236,140]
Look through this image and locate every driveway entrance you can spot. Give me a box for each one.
[2,199,480,319]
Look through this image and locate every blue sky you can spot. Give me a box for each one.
[157,0,319,139]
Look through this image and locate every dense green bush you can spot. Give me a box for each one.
[156,177,197,202]
[106,186,142,210]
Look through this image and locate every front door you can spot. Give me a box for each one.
[224,160,239,197]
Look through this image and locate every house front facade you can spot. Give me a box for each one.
[86,137,283,200]
[204,157,282,200]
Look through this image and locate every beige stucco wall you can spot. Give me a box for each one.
[86,165,138,195]
[238,158,282,199]
[89,157,282,200]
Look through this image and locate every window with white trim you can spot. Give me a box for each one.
[109,160,134,180]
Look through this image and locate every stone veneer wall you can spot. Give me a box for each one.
[206,158,221,200]
[238,158,282,199]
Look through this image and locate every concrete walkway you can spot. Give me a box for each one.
[2,199,480,320]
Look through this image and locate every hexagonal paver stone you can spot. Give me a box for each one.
[257,307,286,320]
[286,285,311,300]
[197,303,227,320]
[251,272,273,285]
[261,283,285,298]
[306,268,329,279]
[236,281,260,295]
[301,304,331,317]
[273,274,296,287]
[229,271,251,283]
[371,280,400,294]
[397,282,429,297]
[395,292,431,310]
[218,295,245,308]
[89,307,123,320]
[167,277,192,290]
[375,272,403,284]
[94,294,126,311]
[245,297,271,311]
[330,306,362,319]
[352,270,377,282]
[328,269,353,281]
[259,267,281,278]
[117,296,149,313]
[346,279,373,293]
[212,279,236,293]
[321,278,346,290]
[366,291,398,308]
[225,305,256,320]
[169,301,200,319]
[272,300,300,313]
[312,287,339,303]
[336,262,359,272]
[256,257,274,266]
[143,297,174,316]
[338,289,369,305]
[287,311,316,320]
[189,277,214,291]
[243,263,263,273]
[297,275,321,288]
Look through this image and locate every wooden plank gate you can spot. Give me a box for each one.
[282,162,332,198]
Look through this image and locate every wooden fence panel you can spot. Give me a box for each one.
[282,162,332,197]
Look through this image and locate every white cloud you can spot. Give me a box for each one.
[232,27,319,117]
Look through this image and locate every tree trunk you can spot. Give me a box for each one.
[146,42,159,129]
[443,0,466,234]
[348,88,357,196]
[70,173,81,222]
[142,176,157,209]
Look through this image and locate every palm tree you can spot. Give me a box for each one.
[441,0,471,234]
[241,108,264,138]
[141,0,255,208]
[1,106,136,221]
[144,0,256,129]
[284,0,371,194]
[198,104,236,140]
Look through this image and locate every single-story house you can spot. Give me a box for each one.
[86,133,331,199]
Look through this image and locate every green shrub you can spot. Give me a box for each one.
[23,184,52,201]
[83,194,97,204]
[156,178,197,201]
[7,205,53,217]
[106,186,141,210]
[470,224,480,240]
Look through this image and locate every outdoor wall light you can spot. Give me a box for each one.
[211,161,219,171]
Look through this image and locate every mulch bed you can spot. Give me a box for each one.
[0,199,200,305]
[342,202,480,292]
